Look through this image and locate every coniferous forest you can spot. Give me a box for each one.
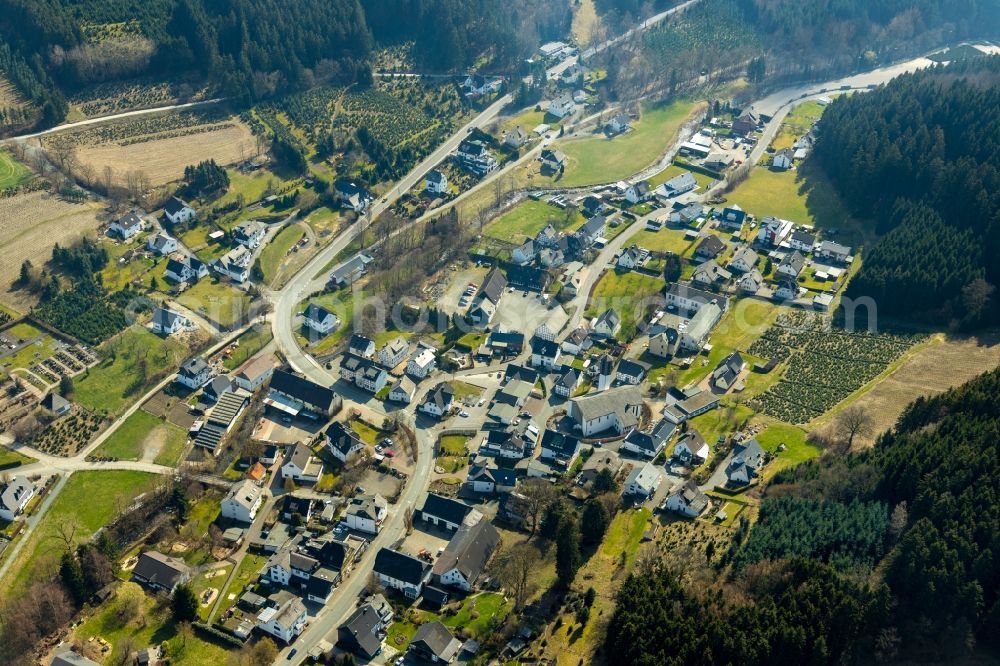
[605,365,1000,664]
[813,56,1000,326]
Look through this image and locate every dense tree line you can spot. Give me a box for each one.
[32,281,131,345]
[606,365,1000,663]
[51,237,109,278]
[814,57,1000,325]
[181,158,229,197]
[0,38,67,129]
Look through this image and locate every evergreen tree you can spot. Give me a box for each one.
[59,551,86,605]
[171,583,199,623]
[555,515,582,588]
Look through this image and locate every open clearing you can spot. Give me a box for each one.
[0,150,32,189]
[92,409,188,465]
[0,191,103,310]
[0,76,26,107]
[815,331,1000,448]
[72,117,256,186]
[572,0,600,47]
[484,199,584,243]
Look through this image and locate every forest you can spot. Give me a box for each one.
[813,57,1000,326]
[606,365,1000,663]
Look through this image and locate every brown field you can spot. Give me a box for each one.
[817,332,1000,448]
[0,191,103,310]
[0,77,26,107]
[74,118,256,186]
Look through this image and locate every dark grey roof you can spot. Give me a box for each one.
[164,196,190,215]
[432,520,501,583]
[51,651,101,666]
[595,308,620,329]
[540,429,580,458]
[269,369,337,411]
[504,364,539,384]
[373,547,429,585]
[338,603,384,658]
[326,421,363,456]
[420,493,475,526]
[412,621,460,660]
[132,551,190,589]
[554,364,580,390]
[180,356,209,378]
[531,336,560,357]
[779,250,806,273]
[696,235,726,257]
[790,229,816,246]
[153,306,182,329]
[285,443,314,473]
[304,303,336,323]
[617,358,650,378]
[424,383,454,410]
[427,169,447,184]
[624,418,675,454]
[664,171,696,192]
[578,215,606,238]
[477,267,507,305]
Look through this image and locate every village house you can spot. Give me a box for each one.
[624,462,661,499]
[233,220,267,249]
[663,389,720,424]
[511,239,537,265]
[164,196,196,225]
[433,520,501,592]
[578,449,623,487]
[569,385,644,437]
[717,205,747,231]
[0,476,35,522]
[548,93,576,118]
[777,250,806,279]
[669,202,706,227]
[340,354,388,394]
[591,308,621,339]
[110,210,143,239]
[539,429,582,468]
[755,216,794,247]
[410,622,462,664]
[147,233,178,256]
[677,301,722,352]
[328,252,373,289]
[420,493,482,531]
[625,180,652,204]
[731,109,761,136]
[772,277,800,301]
[150,307,189,336]
[425,169,449,195]
[348,334,376,358]
[419,383,454,418]
[540,148,568,172]
[281,442,324,483]
[692,260,732,289]
[176,356,213,390]
[530,336,562,370]
[694,235,726,262]
[465,463,518,494]
[552,364,582,398]
[456,139,499,176]
[337,598,393,660]
[772,148,794,170]
[301,303,339,336]
[407,347,438,379]
[727,246,759,274]
[665,480,710,518]
[575,214,606,248]
[648,328,679,358]
[673,428,709,464]
[616,244,647,270]
[462,74,502,96]
[220,479,264,524]
[788,229,816,253]
[378,336,409,368]
[659,171,697,197]
[213,245,253,282]
[132,551,192,593]
[704,152,733,170]
[504,125,528,148]
[388,376,416,404]
[665,282,721,314]
[266,369,341,418]
[739,268,764,294]
[325,421,365,463]
[712,352,745,392]
[817,240,852,264]
[164,254,208,283]
[256,594,308,643]
[605,113,631,135]
[345,494,388,534]
[621,418,675,459]
[726,438,766,484]
[467,267,507,326]
[334,178,373,212]
[616,358,651,385]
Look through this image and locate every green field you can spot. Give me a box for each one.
[557,100,698,187]
[257,224,306,285]
[649,163,715,189]
[176,279,253,329]
[1,471,160,599]
[484,199,585,243]
[298,289,357,353]
[75,327,188,416]
[676,299,781,386]
[630,227,696,255]
[755,419,820,474]
[771,101,826,151]
[0,446,33,468]
[222,326,273,370]
[91,409,188,465]
[0,149,32,189]
[586,270,664,339]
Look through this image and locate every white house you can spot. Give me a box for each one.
[165,255,208,283]
[302,303,339,336]
[110,211,143,239]
[345,494,387,534]
[511,239,537,265]
[776,251,806,279]
[419,383,454,418]
[621,418,674,459]
[281,443,324,483]
[605,113,630,134]
[616,359,651,385]
[673,429,709,464]
[348,334,376,359]
[547,93,575,119]
[425,169,449,195]
[233,356,274,392]
[504,125,528,148]
[726,438,766,484]
[591,309,621,339]
[379,337,409,368]
[0,476,35,522]
[665,480,709,518]
[176,357,212,390]
[213,246,252,283]
[233,220,267,249]
[164,196,196,225]
[432,521,501,592]
[569,386,643,437]
[664,283,720,314]
[712,351,745,391]
[552,364,582,398]
[772,148,794,170]
[727,246,759,274]
[151,307,189,336]
[788,230,816,253]
[816,240,852,264]
[220,479,264,524]
[530,337,561,371]
[625,180,652,204]
[325,421,365,464]
[334,179,372,212]
[420,493,481,532]
[617,245,647,270]
[678,301,722,352]
[256,596,307,644]
[692,260,732,289]
[624,462,661,499]
[407,347,437,379]
[755,216,794,247]
[373,548,431,599]
[540,149,567,171]
[147,233,177,256]
[388,377,416,404]
[739,269,764,295]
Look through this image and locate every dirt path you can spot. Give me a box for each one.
[140,425,168,463]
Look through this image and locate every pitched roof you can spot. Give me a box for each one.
[540,429,581,457]
[477,267,508,305]
[304,303,336,323]
[269,369,337,411]
[423,383,454,410]
[570,385,644,428]
[412,621,461,661]
[349,334,375,352]
[132,551,190,588]
[326,421,364,456]
[224,479,262,512]
[624,418,675,454]
[421,493,477,526]
[40,392,70,412]
[339,603,385,657]
[373,547,429,585]
[779,250,806,274]
[595,308,620,329]
[625,462,660,493]
[51,651,101,666]
[663,171,696,192]
[672,480,709,513]
[531,336,560,357]
[617,358,651,378]
[432,520,501,582]
[285,442,314,472]
[696,235,726,257]
[164,196,191,215]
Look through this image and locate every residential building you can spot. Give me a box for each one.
[605,113,630,134]
[669,203,706,227]
[467,268,506,326]
[110,210,143,239]
[334,179,372,212]
[411,621,462,663]
[731,109,760,136]
[52,651,101,666]
[625,180,651,204]
[150,307,188,335]
[302,303,339,336]
[772,278,800,301]
[548,93,575,118]
[540,148,568,171]
[147,233,177,256]
[817,240,852,263]
[340,354,388,394]
[407,347,437,379]
[504,125,528,148]
[772,148,794,170]
[552,364,582,398]
[164,196,196,225]
[433,520,501,591]
[220,479,264,524]
[462,74,502,96]
[505,263,551,292]
[575,215,607,247]
[739,268,764,295]
[281,442,324,483]
[648,328,679,358]
[213,245,253,282]
[425,169,449,195]
[0,476,35,521]
[348,334,376,359]
[665,480,709,517]
[379,336,409,368]
[755,216,794,247]
[678,301,722,352]
[777,250,806,279]
[164,254,207,283]
[717,205,747,231]
[568,385,644,437]
[704,152,733,170]
[256,594,307,643]
[726,438,766,484]
[578,449,622,487]
[419,383,454,418]
[131,551,191,593]
[266,369,341,418]
[329,252,374,289]
[663,389,720,424]
[233,356,274,392]
[373,548,431,599]
[539,429,582,468]
[204,376,232,403]
[694,235,726,262]
[338,600,392,659]
[176,356,212,390]
[616,358,650,385]
[420,493,481,531]
[728,246,759,273]
[673,429,709,464]
[388,376,416,404]
[530,336,561,370]
[624,462,661,499]
[456,140,498,176]
[325,421,365,463]
[233,220,267,249]
[788,229,816,253]
[691,260,732,289]
[621,418,675,459]
[617,245,647,270]
[660,171,697,196]
[345,494,387,534]
[591,308,621,338]
[711,352,745,391]
[465,463,518,494]
[665,282,722,314]
[480,429,533,460]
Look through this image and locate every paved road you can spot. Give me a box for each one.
[1,98,225,143]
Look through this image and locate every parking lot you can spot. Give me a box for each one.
[256,413,325,444]
[493,290,568,335]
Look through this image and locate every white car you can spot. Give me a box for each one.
[459,410,470,417]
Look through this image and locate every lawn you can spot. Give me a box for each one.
[0,445,33,468]
[554,99,701,187]
[585,270,664,339]
[217,168,297,208]
[222,325,273,370]
[451,381,483,401]
[175,278,253,329]
[439,434,470,456]
[771,101,826,151]
[483,199,584,243]
[92,410,188,466]
[387,592,509,651]
[676,299,781,386]
[499,109,549,135]
[649,163,715,189]
[0,149,32,189]
[688,401,755,452]
[1,471,160,599]
[630,227,695,255]
[755,419,820,474]
[75,327,188,416]
[351,419,381,445]
[257,223,305,285]
[217,552,267,614]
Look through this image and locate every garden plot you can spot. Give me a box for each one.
[747,312,916,424]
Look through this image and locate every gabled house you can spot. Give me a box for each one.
[678,301,722,352]
[325,421,365,463]
[345,494,388,534]
[694,235,726,262]
[176,357,212,390]
[665,282,721,314]
[220,479,264,524]
[267,369,341,418]
[772,277,800,301]
[151,307,189,335]
[578,449,623,487]
[425,169,449,195]
[132,551,191,593]
[203,374,233,402]
[504,125,528,148]
[704,152,733,170]
[788,229,816,253]
[621,418,675,459]
[605,113,630,134]
[456,140,498,176]
[576,215,607,248]
[552,364,582,398]
[712,352,745,391]
[816,240,852,264]
[256,594,307,643]
[338,599,393,659]
[419,383,454,418]
[648,328,679,358]
[569,385,644,437]
[407,347,437,379]
[660,171,697,197]
[420,493,481,531]
[512,239,537,265]
[669,202,706,227]
[624,462,661,499]
[665,480,709,518]
[617,245,647,270]
[547,93,575,119]
[164,196,196,225]
[480,429,533,460]
[378,336,409,368]
[691,260,732,289]
[341,354,388,394]
[433,520,501,592]
[212,246,252,283]
[462,74,502,96]
[717,205,747,231]
[302,303,339,336]
[0,476,35,522]
[673,429,709,464]
[772,148,794,170]
[334,179,372,212]
[731,109,761,136]
[728,246,758,273]
[329,252,374,289]
[388,376,416,404]
[147,233,177,256]
[755,216,794,247]
[348,334,376,359]
[540,148,568,172]
[411,621,462,664]
[777,251,806,279]
[739,268,764,295]
[616,358,650,385]
[726,438,766,484]
[540,429,582,467]
[591,308,621,339]
[625,180,652,204]
[233,220,267,249]
[467,267,507,326]
[530,336,561,370]
[110,210,143,239]
[579,195,608,218]
[465,463,518,494]
[281,442,324,483]
[164,254,208,284]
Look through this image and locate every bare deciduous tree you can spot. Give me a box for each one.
[494,542,537,609]
[836,404,873,451]
[519,478,558,536]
